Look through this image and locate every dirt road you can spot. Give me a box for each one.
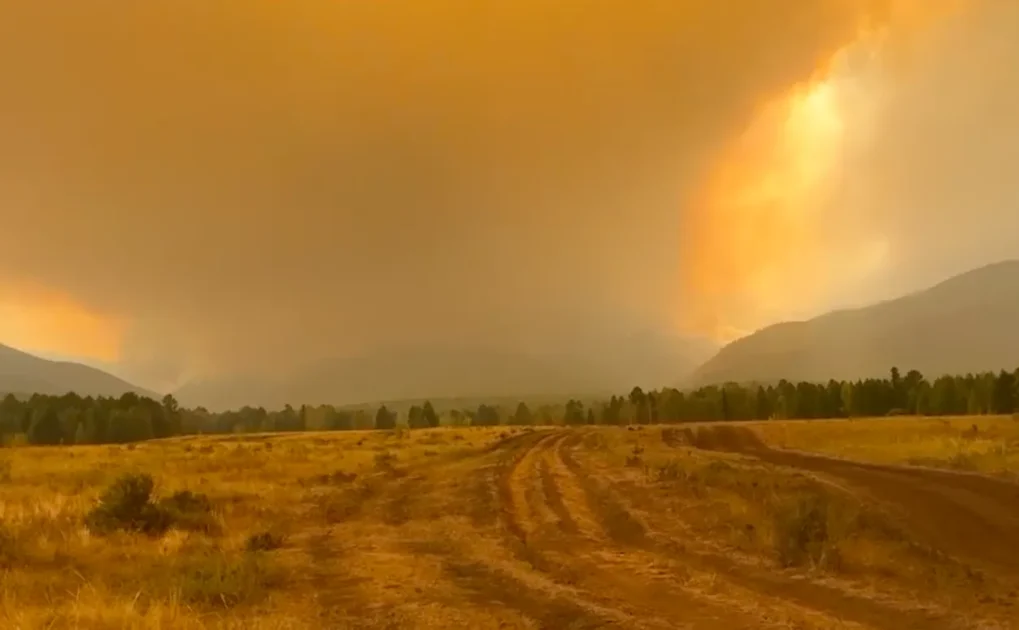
[686,425,1019,574]
[314,427,1019,629]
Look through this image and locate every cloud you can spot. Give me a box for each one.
[0,280,123,362]
[678,0,1019,339]
[0,1,1011,389]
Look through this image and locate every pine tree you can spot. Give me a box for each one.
[422,401,440,428]
[375,405,396,430]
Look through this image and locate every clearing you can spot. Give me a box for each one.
[2,418,1018,629]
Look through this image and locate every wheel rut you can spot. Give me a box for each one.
[558,431,959,630]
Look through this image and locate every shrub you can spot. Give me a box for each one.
[774,494,842,570]
[159,490,219,534]
[175,553,285,608]
[85,473,170,536]
[0,459,11,483]
[85,473,216,536]
[245,530,287,552]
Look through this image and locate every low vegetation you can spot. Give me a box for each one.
[0,418,1016,628]
[753,415,1019,477]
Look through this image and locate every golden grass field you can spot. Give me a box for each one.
[2,418,1018,629]
[752,415,1019,477]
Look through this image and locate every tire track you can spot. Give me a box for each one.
[558,432,650,547]
[563,431,958,630]
[446,429,642,628]
[539,455,579,535]
[689,425,1019,575]
[538,432,776,629]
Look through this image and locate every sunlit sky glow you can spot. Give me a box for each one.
[0,1,1015,391]
[0,283,123,363]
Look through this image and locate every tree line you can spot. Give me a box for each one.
[2,367,1018,446]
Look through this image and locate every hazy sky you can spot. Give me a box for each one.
[1,1,1016,391]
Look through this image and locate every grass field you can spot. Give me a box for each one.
[752,415,1019,476]
[2,419,1018,629]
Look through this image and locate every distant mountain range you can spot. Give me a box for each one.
[0,344,155,399]
[6,260,1018,408]
[693,260,1019,386]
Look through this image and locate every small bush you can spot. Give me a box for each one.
[624,455,644,468]
[159,490,219,534]
[85,473,170,536]
[321,481,377,523]
[246,531,287,552]
[176,553,285,608]
[0,459,11,483]
[774,494,842,570]
[85,473,215,536]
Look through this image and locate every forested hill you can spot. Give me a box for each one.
[0,344,153,399]
[693,260,1019,386]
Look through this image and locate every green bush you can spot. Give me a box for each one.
[85,473,216,537]
[159,490,219,534]
[85,473,170,535]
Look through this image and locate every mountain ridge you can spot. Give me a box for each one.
[0,344,156,399]
[693,260,1019,385]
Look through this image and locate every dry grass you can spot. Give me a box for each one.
[751,415,1019,476]
[0,427,513,629]
[1,420,1016,629]
[590,429,952,579]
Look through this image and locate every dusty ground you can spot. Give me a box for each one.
[2,422,1018,629]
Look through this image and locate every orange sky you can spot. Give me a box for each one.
[0,0,1015,389]
[0,283,123,362]
[678,0,977,341]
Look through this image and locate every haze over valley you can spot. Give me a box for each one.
[1,0,1018,406]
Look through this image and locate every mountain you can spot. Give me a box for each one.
[0,344,155,399]
[176,334,717,411]
[693,260,1019,386]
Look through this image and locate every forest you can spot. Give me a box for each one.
[1,367,1018,446]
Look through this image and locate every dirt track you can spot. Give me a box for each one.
[686,425,1019,574]
[319,427,1019,629]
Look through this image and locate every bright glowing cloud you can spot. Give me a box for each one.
[676,0,993,343]
[678,32,900,342]
[0,284,123,362]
